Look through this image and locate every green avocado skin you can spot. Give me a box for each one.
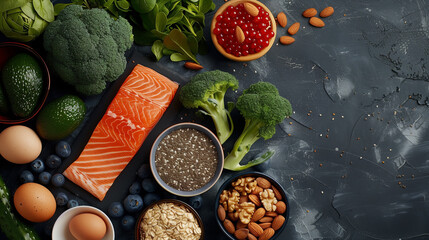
[1,53,43,118]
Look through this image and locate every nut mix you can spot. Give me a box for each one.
[218,176,287,239]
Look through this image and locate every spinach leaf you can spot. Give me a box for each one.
[151,40,164,61]
[141,4,158,30]
[188,36,198,54]
[170,53,190,62]
[33,0,55,22]
[163,29,198,63]
[155,11,167,31]
[199,0,212,14]
[131,0,156,14]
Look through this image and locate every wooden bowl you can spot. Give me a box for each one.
[210,0,277,61]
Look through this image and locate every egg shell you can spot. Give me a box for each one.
[0,125,42,164]
[69,213,107,240]
[13,183,56,222]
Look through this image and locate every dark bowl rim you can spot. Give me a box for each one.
[0,42,51,124]
[149,122,224,197]
[214,171,290,240]
[134,198,205,240]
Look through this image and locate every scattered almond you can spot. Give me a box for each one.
[276,12,287,28]
[279,36,295,45]
[235,26,245,44]
[259,217,273,223]
[248,233,258,240]
[320,6,334,18]
[309,17,325,27]
[236,220,248,229]
[302,8,317,18]
[248,222,264,237]
[265,211,278,217]
[184,62,203,70]
[259,222,272,229]
[271,185,283,200]
[218,205,226,221]
[287,22,300,35]
[256,177,271,189]
[251,207,266,222]
[223,219,235,234]
[243,3,259,17]
[251,186,263,195]
[228,212,239,222]
[272,215,286,231]
[259,227,275,240]
[248,194,262,207]
[234,228,249,240]
[275,201,286,214]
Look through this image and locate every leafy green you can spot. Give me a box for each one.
[151,40,164,61]
[131,0,156,14]
[163,29,198,63]
[54,0,131,18]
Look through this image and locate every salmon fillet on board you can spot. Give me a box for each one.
[63,64,178,201]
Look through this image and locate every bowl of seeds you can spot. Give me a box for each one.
[149,122,224,197]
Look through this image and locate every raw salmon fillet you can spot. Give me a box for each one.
[63,64,178,201]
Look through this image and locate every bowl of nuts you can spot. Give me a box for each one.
[215,172,289,240]
[135,199,204,240]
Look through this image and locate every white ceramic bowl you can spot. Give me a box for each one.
[52,205,115,240]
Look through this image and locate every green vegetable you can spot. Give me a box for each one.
[179,70,238,144]
[54,0,131,18]
[164,29,199,63]
[0,175,41,240]
[131,0,156,14]
[224,82,292,171]
[43,5,133,95]
[0,0,54,42]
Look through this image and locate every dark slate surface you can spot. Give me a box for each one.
[1,0,429,239]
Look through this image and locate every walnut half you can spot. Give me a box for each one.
[232,177,257,195]
[219,189,240,212]
[259,189,278,212]
[237,202,255,224]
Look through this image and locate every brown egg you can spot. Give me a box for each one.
[0,125,42,164]
[69,213,107,240]
[13,183,56,222]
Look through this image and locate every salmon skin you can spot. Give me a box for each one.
[63,64,178,201]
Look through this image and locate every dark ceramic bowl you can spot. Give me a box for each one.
[150,122,224,197]
[135,199,204,240]
[0,42,51,124]
[215,171,289,240]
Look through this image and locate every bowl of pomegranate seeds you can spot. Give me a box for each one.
[211,0,277,61]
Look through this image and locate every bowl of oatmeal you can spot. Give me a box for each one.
[135,199,204,240]
[149,122,224,197]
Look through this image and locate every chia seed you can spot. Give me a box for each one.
[155,128,218,191]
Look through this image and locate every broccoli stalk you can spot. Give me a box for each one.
[179,70,239,144]
[224,82,292,171]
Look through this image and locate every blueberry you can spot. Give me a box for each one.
[51,173,65,187]
[30,159,45,173]
[56,192,68,206]
[38,171,52,185]
[143,193,160,206]
[121,215,135,230]
[67,199,79,209]
[108,202,124,218]
[55,141,71,158]
[129,181,141,194]
[137,163,151,179]
[46,155,62,169]
[188,195,203,210]
[142,178,157,193]
[19,170,34,183]
[123,194,143,213]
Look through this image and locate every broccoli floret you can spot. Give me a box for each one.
[179,70,239,144]
[224,82,292,171]
[43,5,133,95]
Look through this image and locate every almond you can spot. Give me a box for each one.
[248,194,262,207]
[259,217,273,223]
[259,222,272,229]
[218,205,226,221]
[265,211,278,217]
[223,219,235,234]
[248,222,264,237]
[239,195,248,204]
[272,215,286,230]
[309,17,325,27]
[276,12,287,28]
[184,62,203,70]
[228,212,239,222]
[256,177,271,189]
[251,186,263,195]
[271,185,283,200]
[275,201,286,214]
[234,228,249,240]
[320,6,334,18]
[279,36,295,45]
[236,220,248,229]
[259,227,275,240]
[244,3,259,17]
[302,8,317,18]
[287,22,300,35]
[248,233,258,240]
[251,207,266,222]
[235,26,245,44]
